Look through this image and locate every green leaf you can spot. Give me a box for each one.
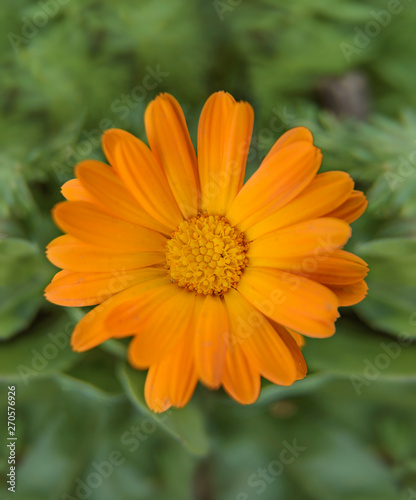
[291,424,398,500]
[100,338,129,359]
[60,350,124,397]
[0,157,35,218]
[118,363,210,457]
[356,285,416,339]
[0,289,43,340]
[355,238,416,338]
[255,373,333,406]
[0,312,80,383]
[303,318,416,379]
[0,238,52,339]
[357,238,416,260]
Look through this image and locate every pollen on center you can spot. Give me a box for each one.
[165,214,249,295]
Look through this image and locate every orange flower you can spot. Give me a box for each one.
[45,92,368,412]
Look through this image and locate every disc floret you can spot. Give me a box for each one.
[166,215,249,295]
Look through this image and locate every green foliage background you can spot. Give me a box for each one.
[1,0,416,498]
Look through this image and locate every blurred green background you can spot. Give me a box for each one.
[1,0,416,498]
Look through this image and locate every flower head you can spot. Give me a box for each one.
[45,91,368,412]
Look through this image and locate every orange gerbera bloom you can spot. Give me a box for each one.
[45,92,368,412]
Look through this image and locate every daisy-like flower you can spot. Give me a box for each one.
[45,92,368,412]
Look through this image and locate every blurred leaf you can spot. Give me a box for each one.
[304,318,416,379]
[0,313,80,382]
[0,155,35,218]
[0,377,129,500]
[357,238,416,260]
[292,424,398,500]
[100,338,128,359]
[0,238,52,339]
[355,238,416,338]
[119,363,210,457]
[60,350,124,397]
[256,373,333,405]
[0,238,41,283]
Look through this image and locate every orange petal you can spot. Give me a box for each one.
[76,160,171,234]
[194,294,228,389]
[50,269,72,281]
[224,289,299,386]
[108,282,182,337]
[167,338,198,409]
[117,287,195,368]
[268,321,307,377]
[266,127,313,158]
[144,332,198,412]
[197,92,254,214]
[45,269,152,307]
[245,171,354,240]
[52,201,167,252]
[61,179,95,203]
[46,234,164,272]
[144,361,172,413]
[325,190,368,223]
[70,269,167,351]
[197,92,234,214]
[286,328,305,348]
[328,280,368,306]
[145,94,199,218]
[237,267,339,338]
[227,141,322,231]
[287,249,369,285]
[222,337,260,405]
[215,101,254,214]
[247,218,352,267]
[102,129,183,230]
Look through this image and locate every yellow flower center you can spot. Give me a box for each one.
[166,215,249,295]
